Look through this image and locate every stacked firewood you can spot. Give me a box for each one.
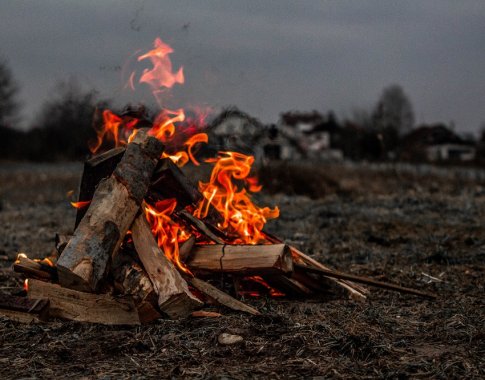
[2,128,433,325]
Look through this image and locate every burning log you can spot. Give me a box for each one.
[57,129,164,292]
[179,235,196,262]
[0,293,49,323]
[13,254,57,282]
[188,277,260,315]
[131,215,203,318]
[27,279,140,325]
[265,275,312,297]
[186,244,293,275]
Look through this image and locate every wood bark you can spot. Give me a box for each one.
[186,244,293,275]
[57,129,163,292]
[27,279,140,325]
[132,215,203,319]
[188,277,260,315]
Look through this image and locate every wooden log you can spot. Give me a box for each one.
[179,235,196,262]
[262,232,368,302]
[289,246,368,301]
[149,158,202,208]
[27,279,140,325]
[0,293,49,323]
[132,215,203,319]
[57,129,164,292]
[186,244,293,275]
[75,147,125,227]
[112,252,161,323]
[177,210,225,244]
[264,275,312,297]
[188,277,260,315]
[13,255,57,282]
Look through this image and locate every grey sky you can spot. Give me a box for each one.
[1,1,484,133]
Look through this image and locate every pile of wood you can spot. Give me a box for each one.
[2,128,435,325]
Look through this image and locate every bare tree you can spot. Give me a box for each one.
[0,59,19,126]
[372,84,415,135]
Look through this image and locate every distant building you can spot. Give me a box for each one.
[400,124,476,162]
[207,108,303,163]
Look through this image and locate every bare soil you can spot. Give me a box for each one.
[0,162,484,379]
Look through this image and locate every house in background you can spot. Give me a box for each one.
[399,124,476,162]
[207,108,302,163]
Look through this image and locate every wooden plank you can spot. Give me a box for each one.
[57,128,164,292]
[132,215,203,319]
[188,277,260,315]
[186,244,293,275]
[27,279,140,325]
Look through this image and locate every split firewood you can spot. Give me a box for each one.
[75,147,125,227]
[55,233,71,255]
[179,235,196,262]
[289,247,368,301]
[0,293,49,323]
[186,244,293,275]
[131,214,203,318]
[13,255,57,282]
[149,158,202,208]
[295,264,437,299]
[177,210,225,244]
[112,252,161,323]
[262,233,368,302]
[57,129,164,292]
[27,279,140,325]
[188,277,260,315]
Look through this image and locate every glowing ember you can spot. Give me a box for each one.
[194,151,279,244]
[23,279,29,292]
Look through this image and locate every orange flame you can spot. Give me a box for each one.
[136,37,184,106]
[70,200,91,209]
[23,279,29,292]
[144,199,192,274]
[194,152,279,244]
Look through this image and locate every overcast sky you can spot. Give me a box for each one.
[1,1,484,133]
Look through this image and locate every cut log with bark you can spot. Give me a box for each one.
[57,128,164,292]
[75,147,125,227]
[131,214,203,318]
[27,279,140,325]
[188,277,260,315]
[186,244,293,275]
[0,293,49,323]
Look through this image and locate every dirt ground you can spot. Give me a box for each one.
[0,161,483,379]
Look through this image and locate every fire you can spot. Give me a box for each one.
[82,37,279,273]
[136,37,184,106]
[70,200,91,209]
[144,199,192,274]
[194,152,279,244]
